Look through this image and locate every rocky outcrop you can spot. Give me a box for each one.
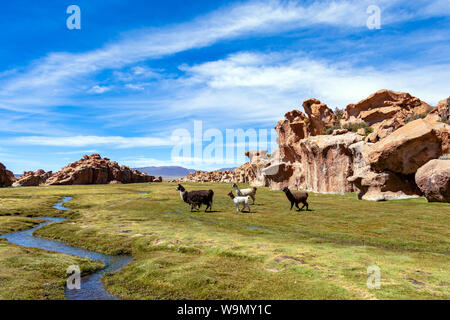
[182,91,450,202]
[348,166,420,201]
[342,89,433,143]
[426,97,450,123]
[45,154,157,185]
[12,169,53,187]
[0,163,14,187]
[415,159,450,202]
[343,89,431,124]
[180,151,272,185]
[275,99,336,162]
[365,119,449,175]
[264,133,365,193]
[302,98,337,136]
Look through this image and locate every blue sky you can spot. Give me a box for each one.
[0,0,449,173]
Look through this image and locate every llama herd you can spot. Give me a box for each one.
[176,183,310,213]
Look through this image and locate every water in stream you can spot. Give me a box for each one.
[0,197,131,300]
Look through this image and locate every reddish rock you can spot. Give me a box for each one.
[365,119,450,175]
[343,90,433,142]
[302,98,336,135]
[415,159,450,202]
[46,154,154,185]
[180,151,272,185]
[12,170,53,187]
[343,89,431,124]
[275,99,337,161]
[275,110,310,162]
[0,163,14,187]
[348,166,420,201]
[263,133,365,193]
[153,176,163,182]
[367,116,405,143]
[181,90,449,202]
[245,150,268,163]
[426,97,450,123]
[332,129,349,135]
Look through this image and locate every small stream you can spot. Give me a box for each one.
[0,197,132,300]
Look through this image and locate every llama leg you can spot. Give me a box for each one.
[295,202,301,211]
[290,202,294,210]
[251,195,255,204]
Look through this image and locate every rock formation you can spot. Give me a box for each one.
[415,159,450,202]
[348,166,420,201]
[264,133,365,193]
[426,97,450,123]
[342,89,433,143]
[12,169,53,187]
[0,163,14,187]
[302,98,337,136]
[365,119,449,175]
[45,154,157,185]
[182,90,450,202]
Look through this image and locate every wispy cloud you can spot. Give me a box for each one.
[4,135,174,148]
[3,0,443,109]
[88,85,112,94]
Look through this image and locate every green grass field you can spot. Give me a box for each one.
[0,182,449,300]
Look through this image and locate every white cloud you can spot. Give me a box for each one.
[88,85,112,94]
[178,51,450,110]
[125,83,145,91]
[2,0,434,106]
[5,135,174,149]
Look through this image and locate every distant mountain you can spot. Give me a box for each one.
[134,166,237,177]
[218,167,236,172]
[134,166,196,177]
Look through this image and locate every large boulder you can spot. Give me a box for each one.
[342,89,432,143]
[426,97,450,123]
[275,98,337,162]
[275,110,310,162]
[302,98,336,135]
[46,154,154,185]
[343,89,431,124]
[348,166,420,201]
[365,119,449,175]
[263,133,365,193]
[0,163,14,187]
[415,159,450,202]
[12,169,53,187]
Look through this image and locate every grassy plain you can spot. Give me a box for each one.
[0,183,449,299]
